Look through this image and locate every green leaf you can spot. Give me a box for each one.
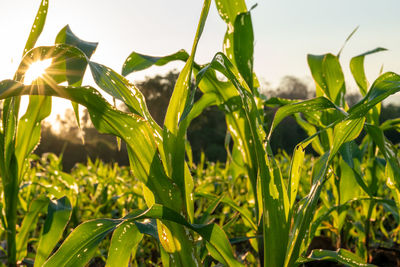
[125,204,243,267]
[196,52,288,266]
[162,0,211,224]
[286,116,365,266]
[55,25,98,127]
[53,26,96,85]
[55,25,98,59]
[365,124,400,192]
[122,50,189,76]
[164,0,210,133]
[223,28,235,62]
[308,197,395,250]
[307,53,346,106]
[44,203,243,267]
[196,192,257,231]
[134,219,158,241]
[350,47,387,96]
[285,73,400,265]
[0,80,173,199]
[35,197,73,267]
[15,95,51,176]
[233,12,254,90]
[12,44,85,179]
[268,97,341,138]
[294,113,325,155]
[339,142,372,196]
[298,248,376,267]
[89,61,158,128]
[106,221,143,267]
[348,72,400,119]
[337,26,359,58]
[285,151,330,267]
[16,44,88,85]
[23,0,49,56]
[43,219,120,267]
[380,118,400,131]
[1,5,51,264]
[16,197,50,261]
[263,97,298,107]
[214,0,247,25]
[330,117,365,160]
[0,78,197,265]
[288,145,305,209]
[14,44,88,173]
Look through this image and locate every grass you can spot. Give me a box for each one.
[0,0,399,266]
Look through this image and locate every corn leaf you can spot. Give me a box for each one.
[23,0,49,56]
[348,72,400,119]
[365,124,400,193]
[0,78,202,265]
[285,116,365,265]
[16,45,88,85]
[164,0,210,132]
[298,248,376,267]
[268,97,341,139]
[285,71,400,266]
[294,113,325,155]
[233,12,254,90]
[0,79,181,207]
[337,26,359,58]
[122,50,189,76]
[162,0,211,224]
[307,53,346,106]
[350,47,387,96]
[196,192,257,231]
[339,141,372,196]
[89,61,159,130]
[0,2,50,264]
[43,204,242,267]
[196,52,289,266]
[380,118,400,131]
[106,221,143,267]
[55,25,98,59]
[35,197,73,267]
[214,0,247,25]
[124,204,243,267]
[55,25,98,126]
[14,44,89,174]
[15,95,51,176]
[43,219,120,267]
[16,197,50,261]
[288,145,306,209]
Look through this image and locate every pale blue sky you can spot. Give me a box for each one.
[0,0,399,118]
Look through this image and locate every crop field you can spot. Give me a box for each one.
[0,0,399,266]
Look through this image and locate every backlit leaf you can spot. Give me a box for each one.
[35,197,73,267]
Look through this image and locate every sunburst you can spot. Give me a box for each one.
[24,59,52,84]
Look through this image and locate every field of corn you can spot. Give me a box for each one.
[1,0,400,266]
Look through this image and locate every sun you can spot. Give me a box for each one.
[24,59,52,84]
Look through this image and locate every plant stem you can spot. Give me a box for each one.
[365,200,375,262]
[5,174,19,267]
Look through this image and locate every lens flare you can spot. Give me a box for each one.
[24,59,52,84]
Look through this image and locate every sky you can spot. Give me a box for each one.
[0,0,399,121]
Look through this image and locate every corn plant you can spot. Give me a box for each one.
[119,1,400,266]
[0,0,244,266]
[0,0,400,266]
[265,43,400,262]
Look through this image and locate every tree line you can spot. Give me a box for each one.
[34,71,400,171]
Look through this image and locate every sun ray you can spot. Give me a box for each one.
[24,59,52,84]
